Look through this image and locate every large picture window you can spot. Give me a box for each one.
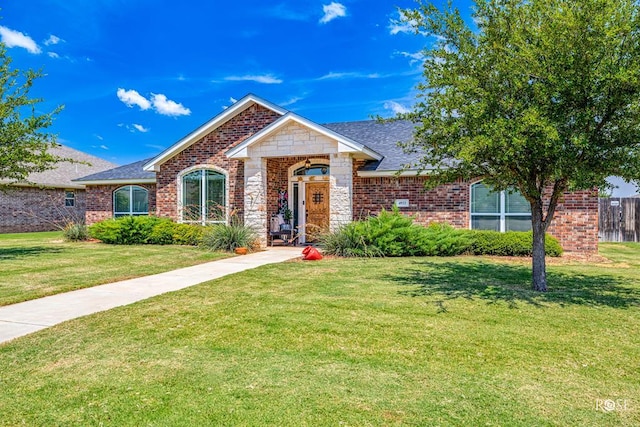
[470,182,531,232]
[182,169,226,224]
[114,185,149,217]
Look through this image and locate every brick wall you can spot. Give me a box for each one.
[353,161,469,227]
[0,187,86,233]
[546,190,599,252]
[352,162,598,252]
[85,183,157,224]
[156,104,281,220]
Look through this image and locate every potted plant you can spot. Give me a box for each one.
[281,207,293,231]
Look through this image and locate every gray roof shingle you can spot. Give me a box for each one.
[74,158,156,182]
[323,120,418,171]
[5,145,117,188]
[75,118,422,183]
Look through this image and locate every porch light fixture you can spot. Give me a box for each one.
[305,158,311,170]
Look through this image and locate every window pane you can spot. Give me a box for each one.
[294,164,330,176]
[114,188,130,213]
[506,190,530,213]
[183,171,202,221]
[471,216,500,231]
[205,171,225,221]
[506,216,532,231]
[471,182,499,213]
[132,187,149,213]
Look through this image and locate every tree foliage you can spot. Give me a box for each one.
[0,42,65,186]
[399,0,640,290]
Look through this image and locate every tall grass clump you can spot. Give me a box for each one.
[200,221,258,252]
[62,222,89,242]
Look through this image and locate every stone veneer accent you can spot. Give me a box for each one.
[245,123,353,245]
[0,186,87,233]
[85,184,157,224]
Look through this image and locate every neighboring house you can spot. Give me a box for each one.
[75,94,598,252]
[0,145,116,233]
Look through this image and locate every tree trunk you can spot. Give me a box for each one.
[531,200,547,292]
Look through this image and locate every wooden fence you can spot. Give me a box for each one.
[599,197,640,242]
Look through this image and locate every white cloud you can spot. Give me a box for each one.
[384,101,410,114]
[133,123,149,133]
[280,96,303,106]
[94,134,104,140]
[225,74,283,84]
[395,50,425,65]
[151,93,191,116]
[267,4,309,21]
[48,52,60,59]
[44,35,63,46]
[320,2,346,24]
[318,71,380,80]
[0,26,41,54]
[99,144,109,150]
[229,97,238,104]
[117,88,152,110]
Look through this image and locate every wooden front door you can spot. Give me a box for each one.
[305,182,330,240]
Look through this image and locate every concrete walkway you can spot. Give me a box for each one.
[0,247,302,345]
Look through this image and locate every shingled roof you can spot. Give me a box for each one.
[75,118,422,183]
[323,120,418,172]
[73,158,156,184]
[5,145,117,189]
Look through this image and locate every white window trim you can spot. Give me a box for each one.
[64,190,76,207]
[113,185,149,217]
[177,165,229,225]
[470,182,531,232]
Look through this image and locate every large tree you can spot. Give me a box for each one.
[399,0,640,291]
[0,42,65,187]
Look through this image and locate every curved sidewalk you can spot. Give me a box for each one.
[0,247,302,345]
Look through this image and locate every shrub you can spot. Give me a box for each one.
[467,230,563,257]
[89,219,123,244]
[62,222,89,242]
[418,223,472,256]
[320,208,563,258]
[171,223,205,246]
[147,219,178,245]
[320,223,383,257]
[90,216,205,246]
[201,222,258,252]
[321,207,426,257]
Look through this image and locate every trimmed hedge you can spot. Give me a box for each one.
[89,216,204,246]
[321,208,563,257]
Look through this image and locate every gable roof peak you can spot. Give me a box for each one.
[143,93,287,172]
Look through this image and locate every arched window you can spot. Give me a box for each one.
[182,169,226,224]
[293,163,330,176]
[114,185,149,217]
[470,182,531,232]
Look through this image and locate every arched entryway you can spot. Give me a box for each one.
[288,159,330,243]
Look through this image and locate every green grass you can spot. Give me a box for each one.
[0,231,229,306]
[0,243,638,425]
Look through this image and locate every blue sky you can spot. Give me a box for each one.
[0,0,468,166]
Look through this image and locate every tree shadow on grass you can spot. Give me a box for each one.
[0,246,63,260]
[387,260,640,310]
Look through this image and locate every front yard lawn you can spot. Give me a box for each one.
[0,231,229,306]
[0,242,638,425]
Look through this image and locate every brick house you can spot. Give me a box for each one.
[0,145,116,233]
[76,94,598,252]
